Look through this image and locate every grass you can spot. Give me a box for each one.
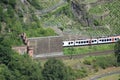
[98,74,120,80]
[63,44,114,55]
[82,67,120,80]
[38,54,119,79]
[88,0,120,35]
[37,0,61,9]
[81,0,98,4]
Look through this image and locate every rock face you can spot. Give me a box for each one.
[71,0,114,27]
[71,1,94,27]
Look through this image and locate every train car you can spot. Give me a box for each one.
[90,39,98,44]
[113,36,120,42]
[63,40,75,47]
[63,35,120,47]
[74,38,98,46]
[98,36,120,44]
[75,39,90,46]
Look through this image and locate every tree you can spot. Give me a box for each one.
[8,54,43,80]
[0,37,14,65]
[42,58,75,80]
[0,64,14,80]
[114,40,120,64]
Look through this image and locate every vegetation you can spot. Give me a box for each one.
[0,0,120,46]
[0,37,43,80]
[83,55,118,69]
[42,58,75,80]
[98,74,120,80]
[63,54,120,79]
[88,0,120,36]
[114,40,120,65]
[64,44,114,55]
[27,0,43,9]
[0,37,76,80]
[0,0,56,46]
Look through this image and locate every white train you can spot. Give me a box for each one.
[63,36,120,47]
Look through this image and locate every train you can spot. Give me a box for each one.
[63,35,120,47]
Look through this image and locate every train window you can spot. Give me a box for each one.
[92,41,94,42]
[107,39,110,41]
[81,41,83,43]
[86,41,89,43]
[84,41,86,43]
[71,42,73,44]
[68,42,70,44]
[79,42,81,44]
[115,38,119,41]
[94,40,97,42]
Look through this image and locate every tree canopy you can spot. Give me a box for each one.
[0,37,43,80]
[42,58,75,80]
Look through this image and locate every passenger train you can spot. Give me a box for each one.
[63,35,120,47]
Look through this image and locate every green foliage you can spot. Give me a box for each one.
[0,37,15,65]
[114,40,120,64]
[93,19,100,26]
[83,55,118,69]
[0,37,43,80]
[0,0,56,46]
[53,3,74,19]
[42,58,75,80]
[83,59,92,65]
[27,0,43,9]
[64,44,114,55]
[75,67,88,79]
[8,54,43,80]
[0,0,16,8]
[0,64,13,80]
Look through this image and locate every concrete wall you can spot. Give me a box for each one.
[28,36,63,58]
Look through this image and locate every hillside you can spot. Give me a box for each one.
[0,0,120,45]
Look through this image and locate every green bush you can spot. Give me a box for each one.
[27,0,42,9]
[75,67,88,79]
[83,59,92,65]
[93,55,118,69]
[42,58,75,80]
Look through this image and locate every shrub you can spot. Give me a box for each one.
[75,67,88,79]
[83,60,92,65]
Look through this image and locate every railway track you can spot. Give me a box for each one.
[34,50,114,60]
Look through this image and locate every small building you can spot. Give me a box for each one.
[12,46,27,55]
